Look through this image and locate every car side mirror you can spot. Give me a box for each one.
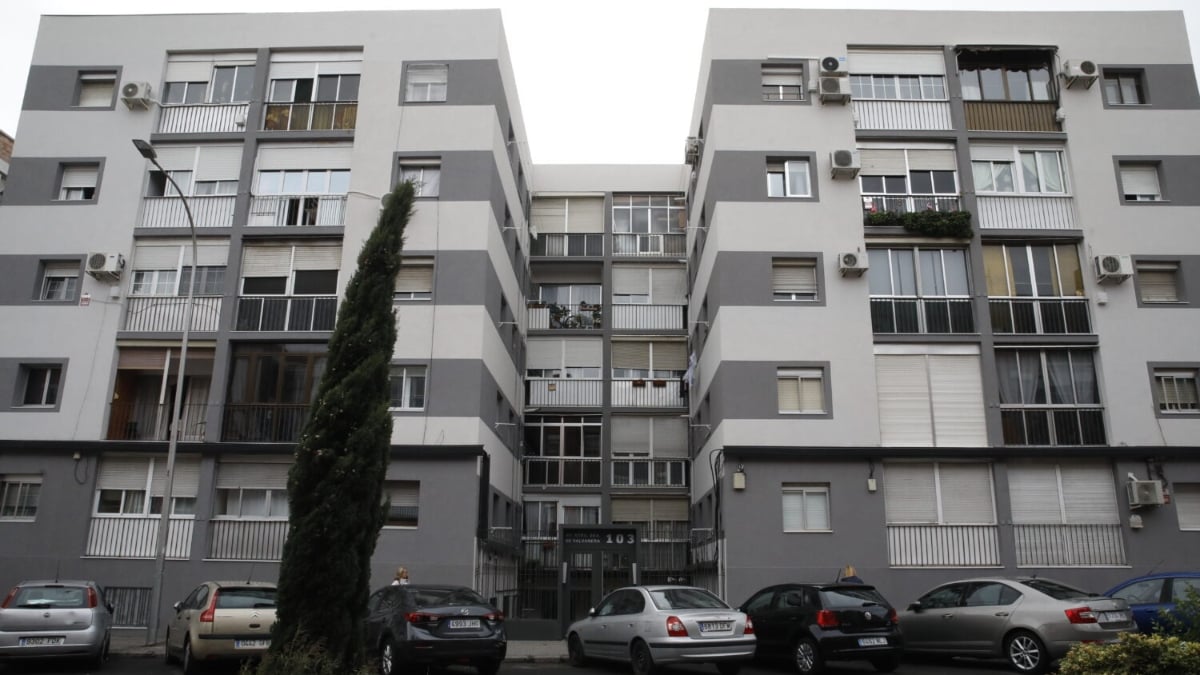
[106,602,115,614]
[588,608,596,617]
[173,601,182,612]
[907,601,922,612]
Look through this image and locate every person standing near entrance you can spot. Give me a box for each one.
[391,566,409,586]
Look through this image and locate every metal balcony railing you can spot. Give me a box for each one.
[1001,407,1107,446]
[530,233,604,257]
[525,379,603,407]
[235,296,337,331]
[208,519,288,561]
[611,459,689,487]
[139,196,235,229]
[157,103,249,134]
[222,403,311,443]
[523,457,602,487]
[262,102,357,131]
[862,195,961,216]
[976,195,1077,230]
[527,303,603,330]
[1013,523,1126,567]
[689,528,719,567]
[124,296,222,332]
[990,298,1091,334]
[611,379,686,408]
[85,516,193,559]
[610,304,686,331]
[248,194,347,227]
[870,297,974,334]
[887,524,1001,567]
[852,99,953,131]
[107,402,208,442]
[612,233,686,257]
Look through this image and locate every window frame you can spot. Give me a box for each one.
[884,461,998,526]
[209,64,256,104]
[1117,162,1164,203]
[394,257,434,301]
[383,479,420,528]
[1102,70,1147,106]
[404,64,449,103]
[39,261,81,302]
[776,366,829,416]
[1136,262,1182,305]
[850,74,947,101]
[57,163,100,202]
[761,63,806,102]
[767,159,813,199]
[214,486,289,519]
[782,484,831,532]
[389,365,428,411]
[0,475,42,521]
[398,160,441,198]
[771,258,821,303]
[1149,365,1200,416]
[972,148,1068,195]
[75,71,117,108]
[18,363,64,408]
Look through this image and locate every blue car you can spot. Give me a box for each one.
[1105,572,1200,633]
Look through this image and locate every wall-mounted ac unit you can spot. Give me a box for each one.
[1063,60,1099,89]
[838,251,868,276]
[820,56,843,73]
[1095,254,1133,283]
[1128,479,1165,507]
[830,149,861,179]
[819,74,851,104]
[86,252,125,282]
[684,137,702,165]
[120,81,152,110]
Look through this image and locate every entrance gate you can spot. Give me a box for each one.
[559,524,639,635]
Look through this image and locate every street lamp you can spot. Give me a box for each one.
[133,139,198,645]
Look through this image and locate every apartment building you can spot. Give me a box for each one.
[0,8,1197,637]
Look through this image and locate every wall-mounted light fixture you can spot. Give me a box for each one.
[733,464,746,491]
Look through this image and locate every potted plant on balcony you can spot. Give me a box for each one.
[632,378,647,387]
[652,379,667,387]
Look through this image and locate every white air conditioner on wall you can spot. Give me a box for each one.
[830,149,861,179]
[1094,254,1133,284]
[120,81,152,110]
[86,252,125,282]
[838,252,868,276]
[1062,60,1099,89]
[684,137,702,165]
[819,74,851,104]
[1128,479,1165,507]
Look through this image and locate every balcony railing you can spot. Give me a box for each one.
[852,100,953,131]
[157,103,249,134]
[976,195,1077,230]
[870,297,974,334]
[263,102,357,131]
[248,195,347,227]
[525,378,603,407]
[124,296,223,332]
[107,402,208,442]
[611,304,686,331]
[527,303,603,330]
[613,233,686,257]
[222,403,311,443]
[530,233,603,257]
[85,516,193,559]
[139,196,235,229]
[689,528,719,568]
[612,379,686,408]
[1014,524,1126,567]
[612,459,689,487]
[990,298,1091,334]
[1001,407,1107,446]
[208,519,288,561]
[523,457,602,487]
[862,195,961,216]
[235,296,337,331]
[887,524,1001,567]
[964,101,1060,133]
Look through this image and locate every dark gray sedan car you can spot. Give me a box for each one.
[0,579,113,667]
[365,584,507,675]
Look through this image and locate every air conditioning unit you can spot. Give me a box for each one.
[86,252,125,282]
[684,137,702,165]
[838,251,868,277]
[820,56,843,73]
[1095,254,1133,283]
[120,81,152,110]
[1128,479,1166,507]
[830,149,861,179]
[1063,60,1099,89]
[819,74,851,104]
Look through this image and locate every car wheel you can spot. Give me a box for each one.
[476,658,501,675]
[87,633,110,669]
[631,640,657,675]
[567,633,588,667]
[379,638,398,675]
[716,662,742,675]
[870,654,901,673]
[182,636,201,675]
[165,628,178,665]
[1005,630,1048,675]
[792,638,823,674]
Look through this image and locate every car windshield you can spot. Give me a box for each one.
[649,588,729,610]
[407,588,487,608]
[12,586,87,609]
[821,587,888,608]
[1020,579,1092,600]
[216,588,277,609]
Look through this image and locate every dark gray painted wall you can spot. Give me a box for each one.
[704,361,833,422]
[1134,254,1200,308]
[702,151,820,221]
[21,65,122,111]
[0,357,68,411]
[1113,155,1200,205]
[699,251,827,309]
[1100,64,1200,110]
[399,359,517,458]
[706,60,814,108]
[0,255,83,305]
[393,150,508,231]
[3,157,106,206]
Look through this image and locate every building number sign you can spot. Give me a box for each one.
[561,526,638,548]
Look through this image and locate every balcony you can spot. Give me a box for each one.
[235,296,337,331]
[124,296,223,332]
[248,195,347,227]
[1014,524,1126,567]
[612,379,686,408]
[157,103,249,135]
[85,516,193,559]
[523,457,602,487]
[1001,407,1107,446]
[863,195,961,217]
[887,524,1001,567]
[139,196,235,229]
[530,233,603,257]
[871,297,974,334]
[963,101,1060,133]
[990,298,1091,334]
[527,303,602,330]
[852,99,953,131]
[613,233,686,258]
[263,102,357,131]
[611,304,686,331]
[976,195,1077,230]
[222,403,311,443]
[526,378,603,407]
[107,402,208,442]
[208,519,288,561]
[612,459,688,488]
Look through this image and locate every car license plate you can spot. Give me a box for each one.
[449,619,481,629]
[19,637,66,646]
[235,639,270,649]
[858,637,888,647]
[1100,611,1127,622]
[700,621,732,632]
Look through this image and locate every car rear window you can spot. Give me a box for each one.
[1020,579,1092,600]
[820,587,888,608]
[405,588,487,608]
[649,588,729,610]
[216,587,276,609]
[12,586,87,609]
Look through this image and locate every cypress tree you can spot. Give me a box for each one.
[261,182,415,673]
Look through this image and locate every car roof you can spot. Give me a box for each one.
[15,580,98,587]
[1116,571,1200,581]
[766,583,880,590]
[388,584,478,591]
[212,581,276,589]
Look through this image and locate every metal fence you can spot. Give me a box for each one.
[106,587,152,628]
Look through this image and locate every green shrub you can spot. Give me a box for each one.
[1159,583,1200,641]
[863,209,973,238]
[241,638,375,675]
[1058,633,1200,675]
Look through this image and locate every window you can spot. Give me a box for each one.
[58,164,98,201]
[0,476,41,520]
[524,501,558,537]
[394,258,433,300]
[399,161,441,197]
[858,148,960,214]
[850,74,947,100]
[884,462,996,525]
[384,480,419,527]
[163,81,206,105]
[984,244,1083,298]
[256,169,350,196]
[93,456,198,517]
[210,65,256,103]
[1007,461,1124,566]
[405,64,448,102]
[1103,71,1146,105]
[777,368,825,414]
[612,341,686,380]
[868,248,971,333]
[132,267,225,297]
[762,64,804,101]
[1154,369,1199,413]
[782,484,830,531]
[1119,163,1162,201]
[76,72,115,107]
[20,365,62,406]
[767,160,811,198]
[39,262,80,301]
[1176,484,1200,531]
[875,350,987,447]
[997,348,1105,446]
[972,150,1065,194]
[389,365,427,410]
[1138,263,1180,303]
[958,50,1053,102]
[216,487,289,518]
[772,259,819,301]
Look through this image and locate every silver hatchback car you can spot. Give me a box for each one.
[0,579,113,668]
[901,577,1134,674]
[565,585,755,675]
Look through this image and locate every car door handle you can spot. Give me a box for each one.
[941,613,955,619]
[994,612,1009,617]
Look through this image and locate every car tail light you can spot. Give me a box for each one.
[0,588,17,609]
[1065,607,1098,624]
[199,590,220,623]
[666,615,688,637]
[816,609,840,629]
[886,608,898,625]
[407,612,439,625]
[743,617,755,635]
[483,611,504,622]
[87,587,98,609]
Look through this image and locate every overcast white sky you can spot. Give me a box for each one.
[2,0,1197,164]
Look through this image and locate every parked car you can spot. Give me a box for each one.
[565,585,755,675]
[0,579,114,668]
[1106,571,1200,633]
[901,577,1134,674]
[365,584,507,675]
[165,580,276,674]
[738,582,903,674]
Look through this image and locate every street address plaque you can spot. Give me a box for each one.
[561,525,638,548]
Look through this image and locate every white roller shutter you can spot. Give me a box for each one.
[612,498,651,522]
[164,60,214,83]
[150,457,201,497]
[293,245,342,271]
[531,198,567,233]
[847,50,946,75]
[568,197,605,233]
[268,62,316,80]
[653,342,687,371]
[612,417,651,455]
[150,146,197,171]
[929,355,987,447]
[1176,484,1200,530]
[612,342,650,370]
[195,146,243,181]
[563,338,602,368]
[1139,269,1179,302]
[938,464,995,524]
[907,149,958,172]
[97,457,150,491]
[612,267,650,295]
[651,268,687,305]
[387,481,419,507]
[652,417,688,458]
[1121,166,1160,196]
[257,144,354,171]
[395,258,434,293]
[215,460,290,490]
[773,261,818,296]
[859,149,907,176]
[970,146,1016,162]
[526,339,563,370]
[60,166,97,188]
[1061,463,1119,524]
[44,261,80,276]
[241,247,293,277]
[883,463,937,523]
[134,242,229,269]
[1008,462,1064,524]
[876,355,933,446]
[118,347,170,369]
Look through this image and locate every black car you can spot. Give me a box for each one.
[739,583,903,674]
[365,584,507,675]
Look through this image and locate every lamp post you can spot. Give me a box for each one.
[133,139,198,645]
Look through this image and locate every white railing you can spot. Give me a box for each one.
[612,459,689,487]
[1014,524,1126,567]
[526,378,603,407]
[612,379,686,408]
[157,103,249,134]
[208,519,288,561]
[612,233,687,257]
[852,100,953,131]
[85,516,193,559]
[248,194,347,227]
[887,524,1001,567]
[139,196,235,229]
[976,195,1077,230]
[124,296,222,332]
[611,304,685,331]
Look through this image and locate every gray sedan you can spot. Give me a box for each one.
[0,579,113,667]
[900,577,1133,674]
